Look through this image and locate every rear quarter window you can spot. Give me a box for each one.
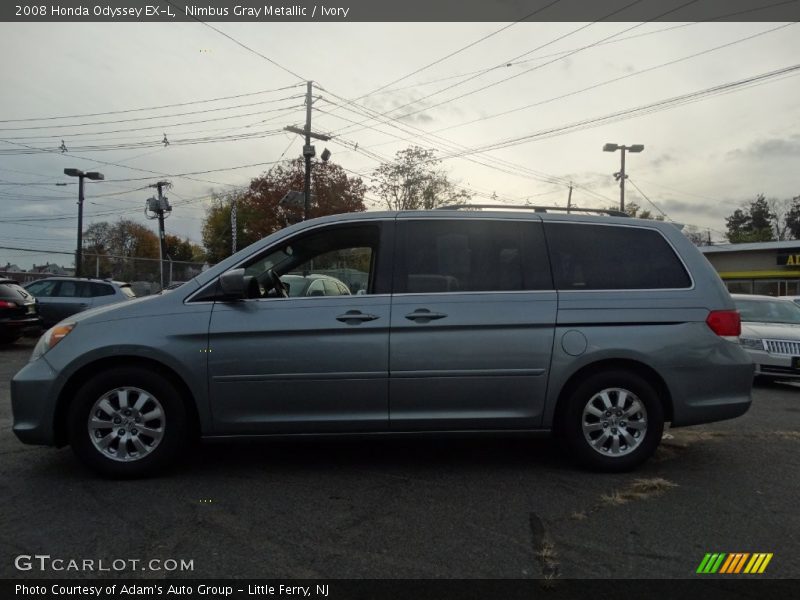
[544,222,691,290]
[89,282,115,297]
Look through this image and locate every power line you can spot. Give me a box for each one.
[314,94,613,203]
[0,104,302,143]
[0,84,302,123]
[165,0,306,82]
[428,23,795,135]
[322,0,564,120]
[435,63,800,160]
[0,128,287,155]
[626,179,672,221]
[356,0,797,100]
[0,95,302,132]
[0,138,282,189]
[328,0,690,136]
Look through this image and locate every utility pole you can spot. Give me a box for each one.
[566,183,573,214]
[231,197,237,253]
[145,181,172,289]
[284,81,331,221]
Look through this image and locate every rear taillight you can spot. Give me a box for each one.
[706,310,741,338]
[0,300,17,309]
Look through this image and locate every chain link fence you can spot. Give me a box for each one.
[1,253,212,297]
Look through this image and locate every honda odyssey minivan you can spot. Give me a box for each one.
[11,207,754,477]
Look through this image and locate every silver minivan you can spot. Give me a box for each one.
[11,208,754,477]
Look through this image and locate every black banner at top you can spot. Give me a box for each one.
[2,0,799,22]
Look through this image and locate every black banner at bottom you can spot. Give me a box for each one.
[3,579,799,600]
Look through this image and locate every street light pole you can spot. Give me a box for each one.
[603,143,644,213]
[64,168,104,277]
[76,174,85,277]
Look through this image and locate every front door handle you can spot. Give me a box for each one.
[405,309,447,323]
[336,310,379,324]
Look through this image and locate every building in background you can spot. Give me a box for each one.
[701,241,800,296]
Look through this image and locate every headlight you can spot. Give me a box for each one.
[30,323,76,362]
[739,337,764,351]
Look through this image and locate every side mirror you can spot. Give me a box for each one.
[219,268,246,299]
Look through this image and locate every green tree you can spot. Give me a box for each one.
[202,158,366,263]
[725,194,776,243]
[785,196,800,239]
[371,146,471,210]
[83,219,200,281]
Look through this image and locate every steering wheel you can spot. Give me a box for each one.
[265,269,289,298]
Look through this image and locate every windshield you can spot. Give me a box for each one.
[735,298,800,324]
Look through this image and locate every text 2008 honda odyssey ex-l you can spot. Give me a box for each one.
[11,207,753,477]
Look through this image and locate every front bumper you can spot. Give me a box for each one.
[11,356,60,446]
[742,348,800,379]
[0,315,43,335]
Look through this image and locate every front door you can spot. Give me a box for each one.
[207,221,394,434]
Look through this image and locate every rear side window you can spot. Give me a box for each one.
[55,280,81,297]
[89,282,115,297]
[396,220,552,293]
[545,223,691,290]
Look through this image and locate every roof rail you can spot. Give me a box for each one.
[433,204,628,217]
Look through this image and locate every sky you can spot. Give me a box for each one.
[0,18,799,269]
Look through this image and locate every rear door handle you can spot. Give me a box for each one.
[405,309,447,323]
[336,310,379,324]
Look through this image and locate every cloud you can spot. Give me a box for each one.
[646,153,674,170]
[727,134,800,159]
[653,197,730,219]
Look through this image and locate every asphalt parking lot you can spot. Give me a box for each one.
[1,337,798,580]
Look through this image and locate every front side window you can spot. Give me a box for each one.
[396,219,552,293]
[545,223,691,290]
[243,225,379,297]
[25,280,58,297]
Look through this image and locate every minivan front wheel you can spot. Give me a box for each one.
[561,370,664,472]
[69,368,188,477]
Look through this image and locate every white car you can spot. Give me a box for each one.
[778,295,800,307]
[733,293,800,379]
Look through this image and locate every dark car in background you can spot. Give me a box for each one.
[0,278,42,344]
[23,277,136,327]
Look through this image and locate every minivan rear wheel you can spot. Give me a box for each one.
[68,367,188,478]
[561,370,663,472]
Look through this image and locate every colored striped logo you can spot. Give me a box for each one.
[696,553,773,574]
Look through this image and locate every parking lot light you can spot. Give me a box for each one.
[64,168,104,277]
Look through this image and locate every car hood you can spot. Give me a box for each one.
[741,321,800,340]
[55,279,201,326]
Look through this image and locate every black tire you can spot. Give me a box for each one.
[560,370,664,472]
[68,367,188,478]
